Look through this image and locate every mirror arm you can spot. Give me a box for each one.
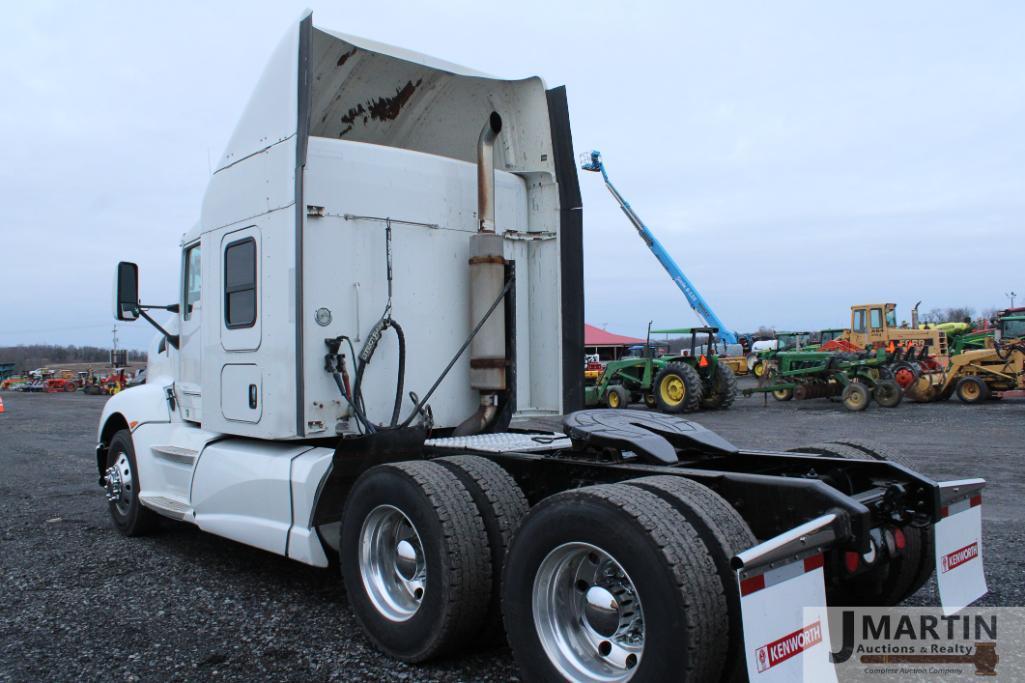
[136,307,180,349]
[140,303,180,313]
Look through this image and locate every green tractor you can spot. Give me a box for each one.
[947,313,1025,355]
[583,325,738,412]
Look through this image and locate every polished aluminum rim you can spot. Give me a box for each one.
[533,542,644,682]
[104,452,134,515]
[359,505,426,622]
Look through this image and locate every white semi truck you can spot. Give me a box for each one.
[99,14,986,681]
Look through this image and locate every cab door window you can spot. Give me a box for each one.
[224,237,257,329]
[870,308,884,330]
[853,310,867,333]
[183,244,201,320]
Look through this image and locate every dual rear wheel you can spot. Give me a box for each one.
[341,458,753,681]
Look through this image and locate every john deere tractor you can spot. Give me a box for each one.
[583,325,738,412]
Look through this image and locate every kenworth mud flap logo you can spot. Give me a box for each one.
[941,541,979,573]
[755,620,824,673]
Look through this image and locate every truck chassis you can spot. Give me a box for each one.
[96,407,984,682]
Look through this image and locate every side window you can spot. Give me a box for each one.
[870,308,883,330]
[224,238,256,329]
[885,308,897,328]
[853,310,866,333]
[183,244,201,321]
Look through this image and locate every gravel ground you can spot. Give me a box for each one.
[0,386,1021,681]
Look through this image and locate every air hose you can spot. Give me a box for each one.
[326,277,512,434]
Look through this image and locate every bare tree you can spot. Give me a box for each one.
[0,345,146,372]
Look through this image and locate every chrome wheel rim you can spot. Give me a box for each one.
[533,542,644,682]
[104,452,133,515]
[359,505,426,622]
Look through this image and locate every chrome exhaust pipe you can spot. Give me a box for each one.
[457,112,506,436]
[477,112,503,233]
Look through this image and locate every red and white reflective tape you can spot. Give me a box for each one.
[940,494,981,519]
[740,554,824,597]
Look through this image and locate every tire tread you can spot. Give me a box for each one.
[435,455,529,644]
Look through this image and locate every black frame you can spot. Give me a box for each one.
[224,237,257,329]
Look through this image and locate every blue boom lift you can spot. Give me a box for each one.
[581,150,739,345]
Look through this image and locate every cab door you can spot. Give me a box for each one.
[850,308,868,347]
[179,241,203,422]
[219,226,262,424]
[868,307,885,346]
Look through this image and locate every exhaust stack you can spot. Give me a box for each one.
[476,111,502,233]
[456,113,506,435]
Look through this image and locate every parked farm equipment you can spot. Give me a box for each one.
[43,378,78,393]
[906,339,1025,404]
[743,349,904,411]
[584,325,738,412]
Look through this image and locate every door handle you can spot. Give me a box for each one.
[248,384,258,409]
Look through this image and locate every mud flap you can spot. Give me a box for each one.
[935,479,987,615]
[733,513,840,682]
[737,555,837,682]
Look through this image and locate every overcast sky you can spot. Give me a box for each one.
[1,1,1022,349]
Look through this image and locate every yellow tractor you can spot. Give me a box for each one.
[906,340,1025,403]
[844,303,948,359]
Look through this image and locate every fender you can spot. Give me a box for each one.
[95,375,174,481]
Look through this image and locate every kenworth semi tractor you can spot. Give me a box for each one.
[99,14,986,682]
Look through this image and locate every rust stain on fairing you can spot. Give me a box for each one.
[338,79,423,135]
[336,48,357,67]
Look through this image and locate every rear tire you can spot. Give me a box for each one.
[890,361,920,389]
[653,363,703,413]
[340,461,491,662]
[626,476,755,683]
[700,363,738,410]
[434,455,529,645]
[105,430,160,536]
[503,484,727,683]
[842,382,870,411]
[956,376,989,404]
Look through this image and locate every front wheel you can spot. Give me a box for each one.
[873,379,903,408]
[842,383,870,411]
[605,385,629,409]
[104,430,159,536]
[956,376,989,404]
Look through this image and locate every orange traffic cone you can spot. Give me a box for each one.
[0,396,5,414]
